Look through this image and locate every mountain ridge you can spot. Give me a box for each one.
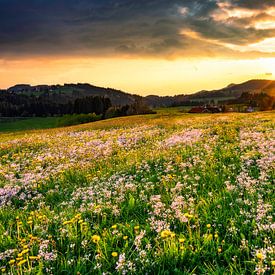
[2,79,274,107]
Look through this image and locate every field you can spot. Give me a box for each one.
[0,110,274,274]
[0,118,58,133]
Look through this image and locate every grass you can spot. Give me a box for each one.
[0,117,58,132]
[0,110,274,274]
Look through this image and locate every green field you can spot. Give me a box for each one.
[0,110,274,274]
[0,117,58,132]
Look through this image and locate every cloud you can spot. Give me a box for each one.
[0,0,274,59]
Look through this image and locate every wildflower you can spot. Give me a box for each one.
[92,235,101,243]
[123,236,128,240]
[134,225,140,230]
[271,261,275,266]
[160,230,172,239]
[18,259,27,266]
[206,224,211,229]
[29,256,40,261]
[179,238,185,243]
[75,213,81,219]
[22,249,29,254]
[112,252,118,257]
[111,225,117,229]
[9,259,15,265]
[256,253,264,260]
[218,248,222,253]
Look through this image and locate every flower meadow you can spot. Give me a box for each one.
[0,111,274,274]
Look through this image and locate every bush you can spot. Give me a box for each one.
[56,113,102,127]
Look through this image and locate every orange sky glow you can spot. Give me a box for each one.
[0,1,274,96]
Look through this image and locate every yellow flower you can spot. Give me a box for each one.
[75,213,81,219]
[123,236,128,240]
[63,220,72,226]
[111,225,117,229]
[271,260,275,266]
[17,259,27,266]
[256,253,264,260]
[134,225,140,230]
[92,235,101,243]
[179,238,185,243]
[9,259,15,265]
[22,249,29,254]
[1,268,6,272]
[29,256,40,261]
[214,233,219,238]
[218,248,222,253]
[160,230,172,239]
[206,224,211,229]
[112,252,118,257]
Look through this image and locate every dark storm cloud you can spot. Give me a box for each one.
[0,0,274,58]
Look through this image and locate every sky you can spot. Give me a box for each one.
[0,0,275,95]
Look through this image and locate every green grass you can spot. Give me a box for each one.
[0,117,59,132]
[0,110,274,274]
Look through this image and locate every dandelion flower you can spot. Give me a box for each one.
[160,230,172,239]
[9,259,15,265]
[92,235,101,243]
[112,252,118,257]
[256,253,264,260]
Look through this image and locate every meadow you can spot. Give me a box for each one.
[0,110,274,274]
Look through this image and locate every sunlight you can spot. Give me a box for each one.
[259,58,275,76]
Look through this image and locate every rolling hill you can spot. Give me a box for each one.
[144,79,275,107]
[2,79,275,108]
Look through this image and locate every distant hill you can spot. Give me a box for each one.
[6,83,139,106]
[2,79,275,108]
[144,79,275,107]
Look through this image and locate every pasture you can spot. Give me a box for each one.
[0,111,274,274]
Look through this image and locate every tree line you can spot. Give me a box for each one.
[0,94,111,117]
[0,93,154,118]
